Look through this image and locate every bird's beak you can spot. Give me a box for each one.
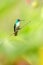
[20,20,24,21]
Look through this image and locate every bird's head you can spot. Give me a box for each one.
[17,19,21,22]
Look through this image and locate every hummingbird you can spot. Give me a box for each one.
[14,19,22,36]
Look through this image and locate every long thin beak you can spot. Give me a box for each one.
[20,20,24,21]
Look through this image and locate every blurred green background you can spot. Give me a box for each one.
[0,0,43,65]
